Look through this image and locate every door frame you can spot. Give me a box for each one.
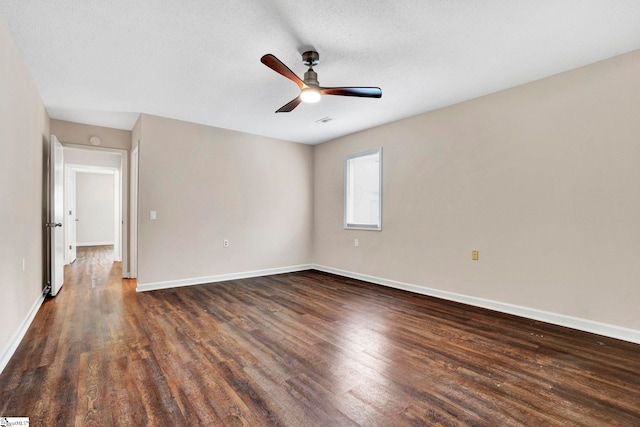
[64,165,120,263]
[130,144,139,278]
[64,166,78,264]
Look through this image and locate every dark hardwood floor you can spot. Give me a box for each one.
[1,246,639,426]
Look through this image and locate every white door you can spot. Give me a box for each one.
[50,135,65,296]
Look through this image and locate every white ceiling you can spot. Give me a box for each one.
[1,1,639,145]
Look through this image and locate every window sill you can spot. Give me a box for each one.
[344,224,382,231]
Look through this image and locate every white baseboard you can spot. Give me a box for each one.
[76,241,114,247]
[0,293,46,375]
[136,264,313,292]
[313,264,640,345]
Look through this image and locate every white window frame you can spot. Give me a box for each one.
[344,147,382,231]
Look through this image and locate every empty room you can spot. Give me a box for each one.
[1,1,639,426]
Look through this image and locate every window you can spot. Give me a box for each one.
[344,148,382,230]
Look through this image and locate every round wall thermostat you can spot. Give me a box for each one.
[89,136,102,146]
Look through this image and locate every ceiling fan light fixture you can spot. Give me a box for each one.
[300,86,321,103]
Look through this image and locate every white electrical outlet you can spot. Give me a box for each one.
[354,239,359,247]
[223,239,229,248]
[149,210,157,220]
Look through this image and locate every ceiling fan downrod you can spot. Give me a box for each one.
[302,51,320,86]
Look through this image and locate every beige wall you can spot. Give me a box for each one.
[51,119,132,150]
[137,114,313,286]
[0,16,50,361]
[313,50,640,331]
[64,148,122,168]
[132,115,141,150]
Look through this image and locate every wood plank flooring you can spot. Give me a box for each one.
[1,245,639,426]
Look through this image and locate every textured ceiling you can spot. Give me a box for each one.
[1,1,639,145]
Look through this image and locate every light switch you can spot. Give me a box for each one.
[150,210,157,220]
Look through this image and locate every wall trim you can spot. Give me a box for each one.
[136,264,313,292]
[312,264,640,345]
[76,241,115,247]
[0,293,45,375]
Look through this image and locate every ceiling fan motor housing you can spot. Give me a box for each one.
[302,50,319,66]
[304,69,319,86]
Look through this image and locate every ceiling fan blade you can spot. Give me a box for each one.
[261,54,305,89]
[276,96,302,113]
[320,87,382,98]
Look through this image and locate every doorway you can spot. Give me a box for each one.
[59,143,129,277]
[65,165,120,264]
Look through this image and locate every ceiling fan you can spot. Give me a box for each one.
[260,51,382,113]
